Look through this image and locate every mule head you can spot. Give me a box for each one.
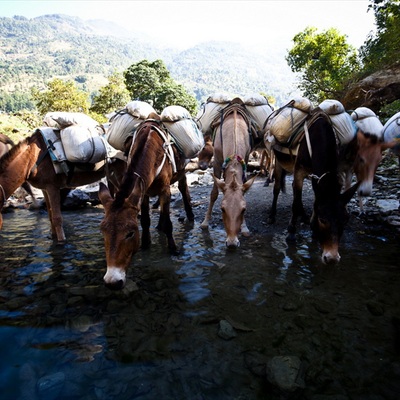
[311,181,360,264]
[198,136,213,170]
[99,182,141,290]
[354,130,395,197]
[213,173,256,249]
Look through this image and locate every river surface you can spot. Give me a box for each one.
[0,181,400,399]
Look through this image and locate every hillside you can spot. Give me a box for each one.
[0,14,297,108]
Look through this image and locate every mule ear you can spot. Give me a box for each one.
[382,139,399,151]
[243,174,257,193]
[212,174,226,192]
[98,182,113,208]
[340,181,361,205]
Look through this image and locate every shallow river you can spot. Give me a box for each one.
[0,184,399,399]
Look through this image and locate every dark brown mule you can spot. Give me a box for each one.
[200,98,256,248]
[197,134,214,170]
[0,129,125,241]
[267,110,359,264]
[98,118,194,290]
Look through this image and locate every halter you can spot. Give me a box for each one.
[222,154,247,182]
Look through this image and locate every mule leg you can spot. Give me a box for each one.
[287,172,307,242]
[158,189,178,255]
[140,195,151,249]
[268,164,284,224]
[178,175,194,222]
[43,189,66,242]
[200,181,219,230]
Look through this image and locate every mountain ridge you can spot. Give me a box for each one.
[0,14,298,107]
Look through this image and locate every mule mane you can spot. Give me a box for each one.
[0,136,30,173]
[113,121,164,208]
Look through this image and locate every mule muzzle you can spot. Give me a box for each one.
[226,236,240,249]
[358,181,373,197]
[322,250,341,265]
[104,266,126,290]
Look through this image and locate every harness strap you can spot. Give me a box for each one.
[28,146,50,179]
[309,171,330,184]
[152,125,177,174]
[304,121,312,158]
[222,154,247,182]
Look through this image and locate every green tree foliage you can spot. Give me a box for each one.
[31,78,89,115]
[90,72,130,116]
[286,27,360,102]
[360,0,400,71]
[0,90,35,112]
[124,59,198,114]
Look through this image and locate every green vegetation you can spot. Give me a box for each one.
[286,27,360,103]
[124,60,198,114]
[286,0,400,107]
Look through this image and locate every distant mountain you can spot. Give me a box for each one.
[0,14,298,108]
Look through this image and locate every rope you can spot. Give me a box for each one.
[222,154,247,182]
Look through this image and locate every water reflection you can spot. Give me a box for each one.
[0,206,399,399]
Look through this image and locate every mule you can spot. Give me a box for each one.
[197,134,214,170]
[0,129,126,241]
[200,98,257,248]
[339,127,397,199]
[266,110,359,264]
[98,118,194,290]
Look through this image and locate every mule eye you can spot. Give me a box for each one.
[125,231,135,240]
[318,218,329,227]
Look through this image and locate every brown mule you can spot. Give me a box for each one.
[0,129,125,241]
[99,119,194,290]
[200,98,256,248]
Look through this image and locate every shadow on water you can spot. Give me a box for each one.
[0,202,400,399]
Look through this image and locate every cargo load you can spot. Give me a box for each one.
[243,93,274,132]
[161,105,205,159]
[382,111,400,155]
[43,112,100,131]
[61,125,107,164]
[195,93,232,135]
[263,97,313,145]
[106,101,156,151]
[351,107,383,137]
[318,99,356,145]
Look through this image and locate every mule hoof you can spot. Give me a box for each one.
[200,223,209,230]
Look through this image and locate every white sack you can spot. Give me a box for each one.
[106,112,143,151]
[382,111,400,156]
[61,125,107,163]
[318,99,356,145]
[265,98,312,144]
[330,113,357,145]
[319,99,345,115]
[246,104,274,132]
[44,112,100,130]
[126,101,156,119]
[351,107,383,138]
[161,105,192,122]
[164,119,205,159]
[243,93,270,106]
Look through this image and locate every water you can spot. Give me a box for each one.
[0,198,399,399]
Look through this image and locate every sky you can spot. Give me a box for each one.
[1,0,376,51]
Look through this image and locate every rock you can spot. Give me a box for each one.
[376,199,399,215]
[266,355,305,393]
[36,372,65,399]
[218,319,237,340]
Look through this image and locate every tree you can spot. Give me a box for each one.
[286,27,360,103]
[90,72,130,116]
[123,59,198,114]
[31,78,89,115]
[360,0,400,71]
